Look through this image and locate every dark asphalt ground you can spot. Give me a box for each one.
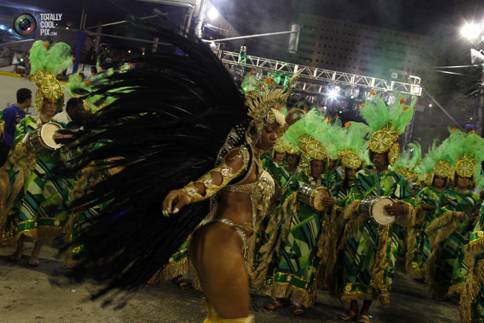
[0,245,460,323]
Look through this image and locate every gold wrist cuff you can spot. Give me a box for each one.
[181,182,203,203]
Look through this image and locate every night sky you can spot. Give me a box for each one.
[1,0,483,58]
[212,0,483,36]
[2,0,483,36]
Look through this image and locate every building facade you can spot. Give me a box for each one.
[295,14,435,81]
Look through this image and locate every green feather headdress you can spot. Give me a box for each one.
[29,40,72,111]
[284,109,328,161]
[360,95,415,158]
[335,122,370,169]
[417,138,456,185]
[446,130,484,186]
[392,142,422,181]
[314,119,344,161]
[360,96,416,134]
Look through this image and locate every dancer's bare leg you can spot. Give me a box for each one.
[9,234,26,261]
[339,300,359,321]
[358,300,372,323]
[190,222,250,319]
[290,302,305,316]
[264,298,284,311]
[172,275,191,289]
[29,240,44,266]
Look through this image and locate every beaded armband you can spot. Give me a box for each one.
[181,147,250,203]
[297,183,315,206]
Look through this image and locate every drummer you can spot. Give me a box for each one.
[3,40,72,266]
[264,110,337,316]
[335,96,416,323]
[53,98,90,128]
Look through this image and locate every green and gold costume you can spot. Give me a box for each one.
[265,110,338,308]
[335,94,416,305]
[338,168,413,304]
[406,137,456,279]
[424,132,483,300]
[455,202,483,323]
[9,116,72,240]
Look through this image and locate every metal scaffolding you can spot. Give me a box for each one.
[216,50,423,97]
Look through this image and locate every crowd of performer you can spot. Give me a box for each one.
[0,30,483,323]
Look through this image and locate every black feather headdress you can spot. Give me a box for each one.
[59,22,248,302]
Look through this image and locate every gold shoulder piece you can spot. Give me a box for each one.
[182,146,250,203]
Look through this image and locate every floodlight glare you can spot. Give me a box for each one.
[207,7,219,21]
[460,22,481,40]
[327,87,340,101]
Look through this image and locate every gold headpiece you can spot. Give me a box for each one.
[387,142,400,165]
[245,90,287,127]
[455,155,475,178]
[368,128,399,155]
[29,40,72,111]
[273,137,300,155]
[396,167,418,182]
[360,95,415,165]
[285,142,300,155]
[273,138,286,154]
[32,71,65,110]
[299,135,327,161]
[443,130,483,184]
[417,138,456,187]
[243,74,299,128]
[392,143,422,182]
[339,149,363,170]
[435,160,454,179]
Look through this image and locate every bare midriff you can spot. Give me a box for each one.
[215,191,253,226]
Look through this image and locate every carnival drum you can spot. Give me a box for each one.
[299,183,330,212]
[28,122,64,151]
[359,197,396,225]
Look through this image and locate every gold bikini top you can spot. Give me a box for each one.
[222,147,275,221]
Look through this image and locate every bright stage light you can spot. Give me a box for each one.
[460,22,482,41]
[326,87,340,101]
[207,7,219,21]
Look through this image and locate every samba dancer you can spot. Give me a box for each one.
[153,76,298,292]
[58,25,293,322]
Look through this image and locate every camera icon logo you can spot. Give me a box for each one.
[13,13,37,36]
